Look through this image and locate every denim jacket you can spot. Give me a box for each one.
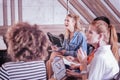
[61,31,87,57]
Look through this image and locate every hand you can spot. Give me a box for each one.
[77,48,87,63]
[70,64,79,69]
[66,69,81,78]
[66,69,75,76]
[59,49,66,55]
[51,45,58,51]
[66,56,75,61]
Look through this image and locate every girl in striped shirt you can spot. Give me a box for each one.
[0,22,48,80]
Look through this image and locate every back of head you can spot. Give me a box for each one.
[5,22,48,61]
[94,16,110,25]
[93,16,119,61]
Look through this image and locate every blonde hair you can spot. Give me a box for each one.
[64,14,82,39]
[91,20,119,61]
[5,22,48,61]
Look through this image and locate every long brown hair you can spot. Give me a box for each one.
[109,24,119,61]
[93,16,119,61]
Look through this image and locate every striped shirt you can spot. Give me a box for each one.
[0,61,47,80]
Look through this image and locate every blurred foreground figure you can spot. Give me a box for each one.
[87,16,119,80]
[0,22,48,80]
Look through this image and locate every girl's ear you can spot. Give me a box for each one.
[99,33,104,41]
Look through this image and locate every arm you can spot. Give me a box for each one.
[66,69,87,79]
[66,69,82,78]
[60,39,78,57]
[0,65,9,80]
[63,32,86,57]
[64,50,77,57]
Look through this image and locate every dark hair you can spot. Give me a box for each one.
[94,16,110,25]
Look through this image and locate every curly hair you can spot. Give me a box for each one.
[5,22,48,61]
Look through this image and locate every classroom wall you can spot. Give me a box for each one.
[0,0,120,26]
[0,0,120,49]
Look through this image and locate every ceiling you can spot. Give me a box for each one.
[58,0,120,33]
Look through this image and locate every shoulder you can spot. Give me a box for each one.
[74,31,82,36]
[95,50,106,59]
[2,62,16,68]
[94,48,112,65]
[2,61,45,68]
[75,31,86,40]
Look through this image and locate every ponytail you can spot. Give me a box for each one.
[93,16,119,61]
[109,24,119,61]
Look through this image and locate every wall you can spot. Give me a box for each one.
[0,0,67,25]
[0,0,119,26]
[0,0,120,49]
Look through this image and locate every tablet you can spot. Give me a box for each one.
[52,56,66,80]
